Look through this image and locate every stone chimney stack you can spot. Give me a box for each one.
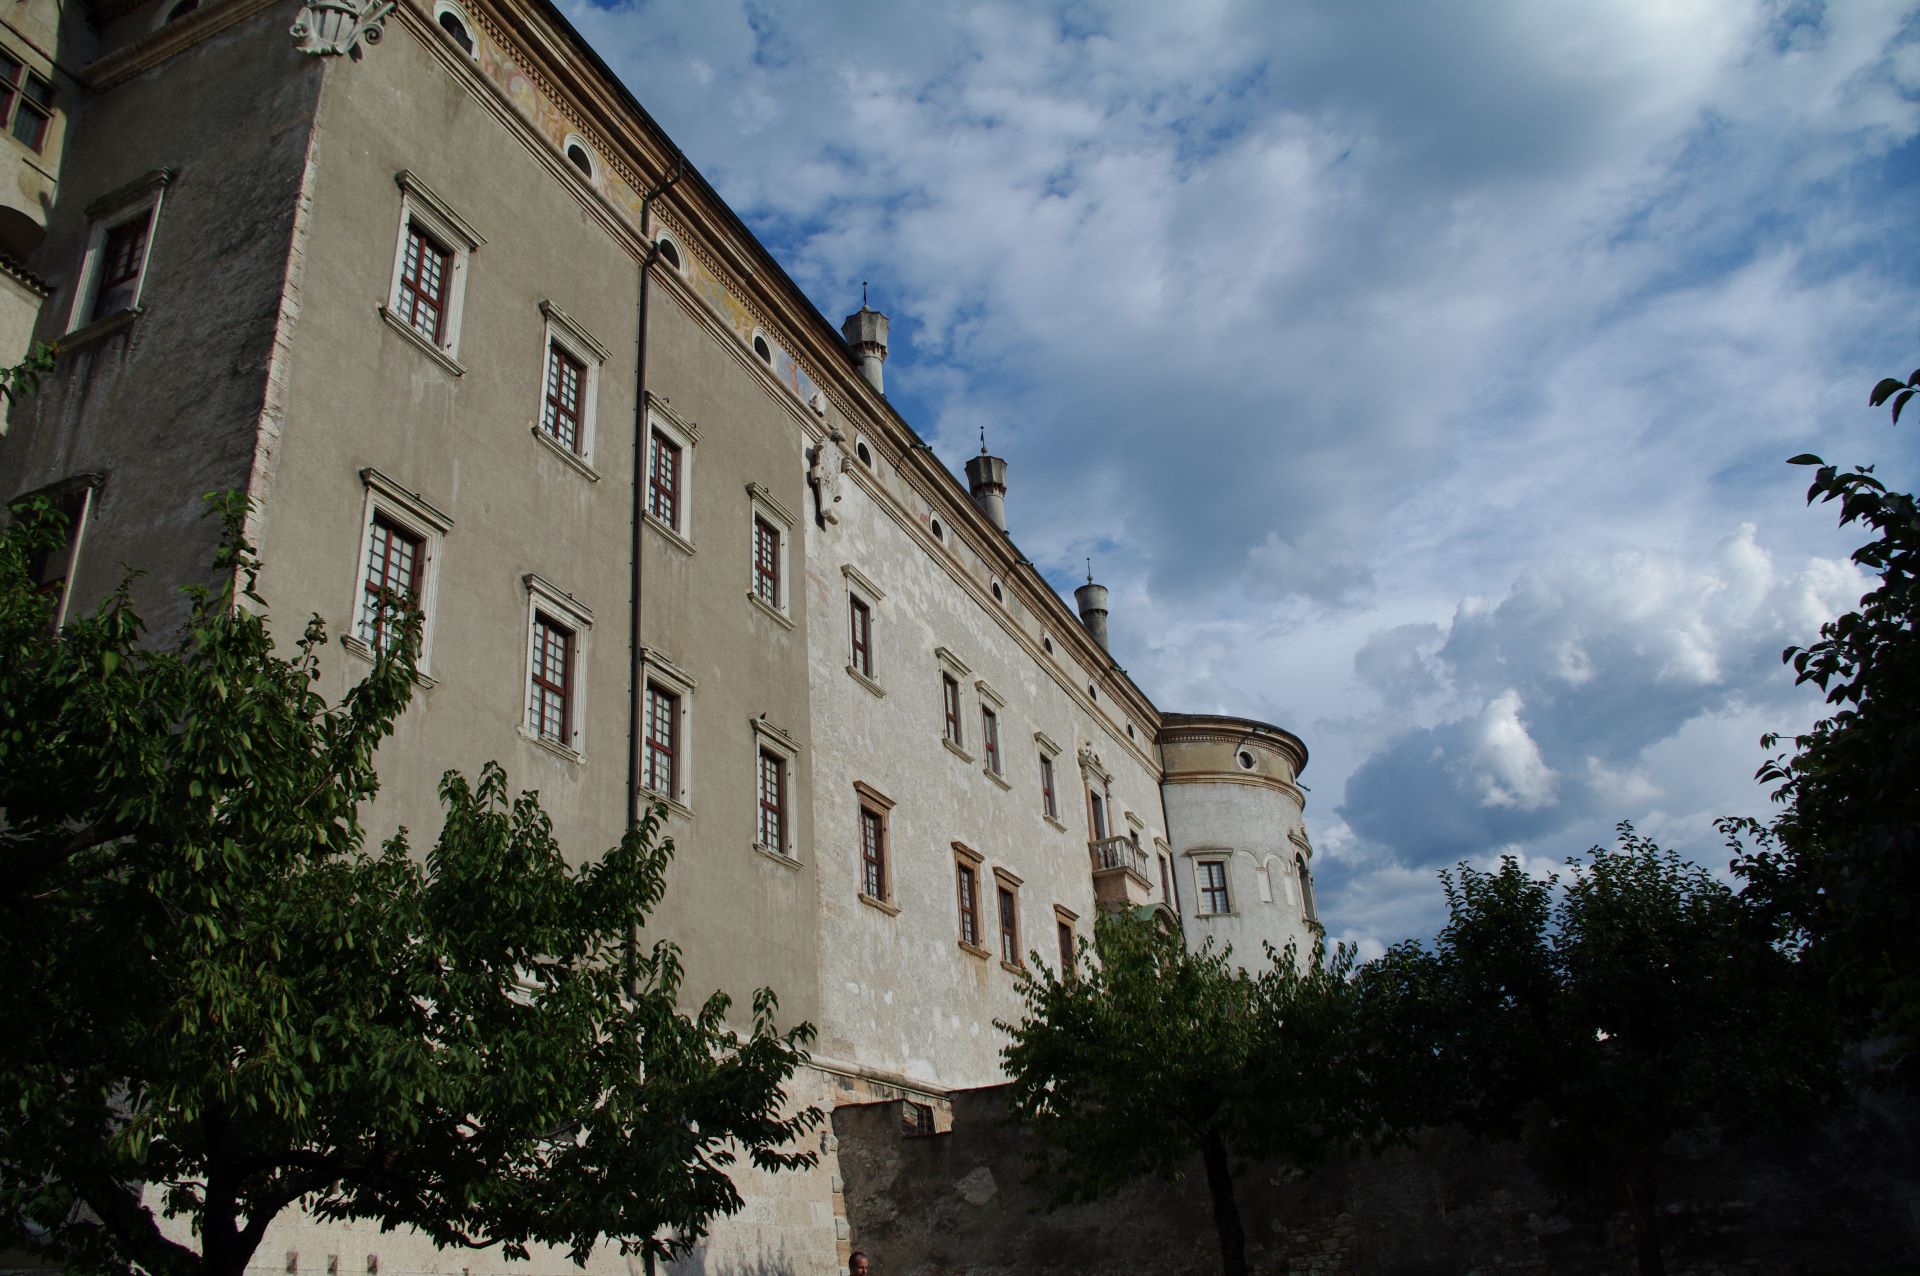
[1075,566,1110,652]
[841,287,889,395]
[965,433,1008,532]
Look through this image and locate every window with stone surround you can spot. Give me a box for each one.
[953,843,985,954]
[384,171,482,369]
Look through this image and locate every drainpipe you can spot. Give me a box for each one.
[628,153,684,830]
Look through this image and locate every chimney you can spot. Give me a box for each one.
[1074,566,1110,652]
[965,432,1008,532]
[841,286,888,395]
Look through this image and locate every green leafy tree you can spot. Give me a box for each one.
[0,496,820,1276]
[1723,360,1920,1065]
[1365,828,1831,1276]
[998,912,1365,1276]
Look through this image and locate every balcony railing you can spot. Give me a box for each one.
[1089,834,1149,878]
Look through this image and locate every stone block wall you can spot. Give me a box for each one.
[834,1084,1920,1276]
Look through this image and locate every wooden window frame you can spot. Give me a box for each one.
[68,171,171,336]
[953,843,986,955]
[744,484,796,623]
[642,682,678,800]
[756,747,785,855]
[528,612,574,746]
[648,430,682,527]
[356,513,423,653]
[749,715,801,862]
[993,866,1024,971]
[980,704,1001,776]
[1197,859,1232,915]
[348,469,452,676]
[752,517,780,607]
[644,400,699,547]
[853,781,896,908]
[1039,751,1058,820]
[520,574,593,760]
[1053,904,1079,979]
[0,52,53,153]
[941,674,963,746]
[396,219,452,345]
[535,301,608,466]
[385,171,483,366]
[849,595,873,678]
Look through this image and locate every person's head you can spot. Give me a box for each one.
[848,1252,870,1276]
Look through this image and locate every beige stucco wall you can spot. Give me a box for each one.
[803,433,1174,1091]
[1160,717,1318,964]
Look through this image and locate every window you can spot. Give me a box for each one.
[1,54,52,152]
[350,469,451,674]
[750,715,800,861]
[565,142,594,179]
[1297,853,1317,925]
[849,596,873,678]
[648,431,681,526]
[541,344,584,450]
[385,171,482,366]
[744,484,795,622]
[1089,790,1108,841]
[952,851,983,951]
[14,476,101,632]
[752,333,772,364]
[521,574,592,757]
[396,220,450,343]
[1159,855,1173,908]
[644,400,698,546]
[1039,752,1058,820]
[643,683,678,799]
[356,514,422,652]
[752,517,779,605]
[162,0,200,24]
[859,806,886,900]
[68,171,172,335]
[995,871,1022,969]
[654,236,681,271]
[980,705,1001,775]
[528,613,573,744]
[1198,860,1232,915]
[756,747,785,852]
[942,674,962,746]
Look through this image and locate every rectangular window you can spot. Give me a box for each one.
[942,673,962,745]
[1039,753,1058,819]
[757,747,785,852]
[1089,790,1108,840]
[356,513,423,651]
[1199,861,1231,914]
[647,430,681,529]
[859,806,886,901]
[1160,854,1174,908]
[981,706,1001,775]
[752,516,780,607]
[540,341,585,452]
[528,612,574,744]
[643,683,677,798]
[849,595,873,678]
[956,861,980,947]
[1057,920,1074,974]
[998,885,1020,966]
[396,221,451,344]
[1,54,53,152]
[91,211,151,322]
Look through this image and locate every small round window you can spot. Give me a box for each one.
[565,143,594,179]
[991,581,1003,602]
[1042,634,1053,654]
[1088,683,1097,701]
[929,517,943,541]
[1126,723,1136,740]
[856,441,873,467]
[1236,749,1256,770]
[753,334,772,364]
[655,236,681,270]
[435,6,474,53]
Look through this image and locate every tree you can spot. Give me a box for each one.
[1723,360,1920,1066]
[0,495,820,1276]
[1365,828,1831,1276]
[998,912,1365,1276]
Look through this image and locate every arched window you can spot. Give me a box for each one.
[655,236,681,270]
[565,143,594,179]
[752,333,772,364]
[163,0,200,24]
[435,7,475,54]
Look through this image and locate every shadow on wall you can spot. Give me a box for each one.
[832,1084,1920,1276]
[662,1241,798,1276]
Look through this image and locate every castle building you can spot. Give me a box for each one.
[0,0,1322,1268]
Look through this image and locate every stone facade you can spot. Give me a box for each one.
[0,1,1324,1271]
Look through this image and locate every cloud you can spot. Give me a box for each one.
[560,0,1920,950]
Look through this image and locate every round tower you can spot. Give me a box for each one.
[1158,713,1318,967]
[841,298,889,395]
[1074,571,1110,651]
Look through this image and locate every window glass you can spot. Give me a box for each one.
[529,614,573,743]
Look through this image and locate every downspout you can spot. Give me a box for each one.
[628,153,684,829]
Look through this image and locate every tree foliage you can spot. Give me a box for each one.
[998,913,1365,1276]
[0,496,819,1276]
[1724,361,1920,1064]
[1363,828,1832,1276]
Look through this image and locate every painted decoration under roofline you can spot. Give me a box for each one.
[291,0,396,56]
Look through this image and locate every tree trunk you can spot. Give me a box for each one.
[1199,1129,1248,1276]
[1623,1160,1665,1276]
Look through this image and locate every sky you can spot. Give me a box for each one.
[565,0,1920,957]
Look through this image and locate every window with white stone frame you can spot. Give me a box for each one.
[1195,858,1232,915]
[346,469,452,678]
[383,170,483,371]
[745,483,796,626]
[519,574,592,760]
[643,397,698,551]
[749,714,800,864]
[638,647,696,814]
[976,680,1007,786]
[533,301,609,470]
[67,170,172,338]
